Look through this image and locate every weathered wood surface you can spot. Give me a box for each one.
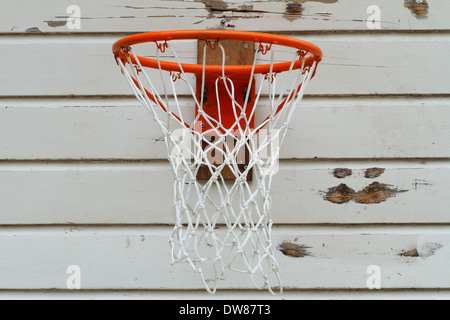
[1,0,446,33]
[0,161,447,225]
[1,0,449,297]
[0,226,449,290]
[1,97,449,160]
[0,34,448,96]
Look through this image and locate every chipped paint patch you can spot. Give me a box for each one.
[196,0,228,19]
[196,0,264,15]
[201,0,228,11]
[295,0,338,3]
[404,0,429,19]
[325,183,356,204]
[355,182,407,204]
[195,0,266,25]
[303,0,338,3]
[236,4,257,13]
[365,167,385,179]
[284,2,304,21]
[400,243,442,258]
[44,20,67,28]
[324,182,407,205]
[333,168,352,179]
[399,248,419,257]
[279,242,311,257]
[418,242,442,257]
[25,27,42,33]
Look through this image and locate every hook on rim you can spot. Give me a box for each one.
[258,43,273,55]
[155,40,169,53]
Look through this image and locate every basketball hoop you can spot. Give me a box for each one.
[113,30,322,294]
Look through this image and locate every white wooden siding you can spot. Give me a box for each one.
[1,226,450,291]
[1,0,448,33]
[0,160,449,225]
[1,34,449,96]
[1,97,449,160]
[0,0,449,299]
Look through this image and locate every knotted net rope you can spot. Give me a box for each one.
[116,39,318,294]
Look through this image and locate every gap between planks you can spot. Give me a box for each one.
[1,158,450,167]
[2,29,450,38]
[1,288,450,300]
[0,31,449,44]
[1,224,450,235]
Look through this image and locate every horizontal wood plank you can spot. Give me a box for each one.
[0,160,448,225]
[1,0,448,33]
[1,97,449,160]
[0,226,449,290]
[0,34,449,96]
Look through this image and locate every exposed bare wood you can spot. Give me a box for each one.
[196,40,255,180]
[333,168,353,179]
[365,168,386,179]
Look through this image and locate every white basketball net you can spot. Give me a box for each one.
[116,38,318,294]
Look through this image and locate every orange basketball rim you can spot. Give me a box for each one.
[113,29,322,77]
